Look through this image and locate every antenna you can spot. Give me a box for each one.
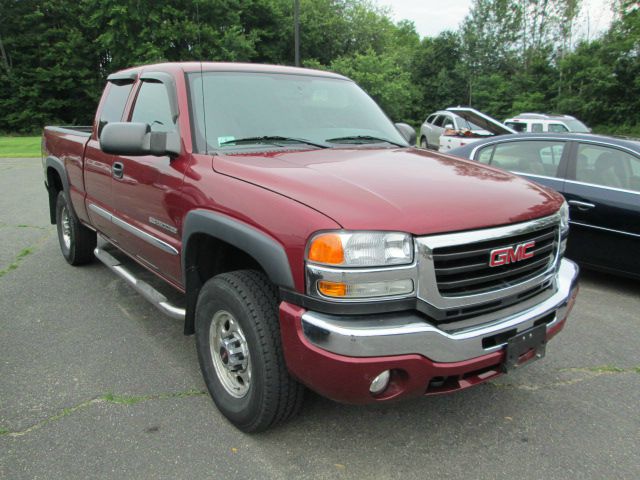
[196,2,208,153]
[294,0,300,66]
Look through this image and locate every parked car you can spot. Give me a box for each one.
[504,113,590,134]
[437,107,516,152]
[42,63,579,432]
[419,109,489,150]
[449,133,640,279]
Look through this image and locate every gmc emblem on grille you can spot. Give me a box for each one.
[489,241,536,267]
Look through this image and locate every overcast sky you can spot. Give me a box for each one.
[379,0,615,40]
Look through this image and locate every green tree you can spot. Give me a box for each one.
[328,49,420,124]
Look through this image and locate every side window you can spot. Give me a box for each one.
[548,123,568,133]
[576,144,640,192]
[433,115,445,127]
[426,115,435,124]
[130,81,175,132]
[98,82,134,136]
[477,145,494,164]
[531,123,543,132]
[491,141,565,177]
[442,116,454,129]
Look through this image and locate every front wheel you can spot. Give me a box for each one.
[55,192,96,265]
[195,270,304,432]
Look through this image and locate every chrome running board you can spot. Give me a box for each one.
[94,245,185,321]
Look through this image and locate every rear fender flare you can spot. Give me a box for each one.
[44,156,72,223]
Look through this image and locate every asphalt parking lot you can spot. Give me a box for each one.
[1,157,639,479]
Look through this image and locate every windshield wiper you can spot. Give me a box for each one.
[219,136,329,149]
[325,135,406,147]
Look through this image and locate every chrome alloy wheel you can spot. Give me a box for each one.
[209,310,251,398]
[61,205,72,249]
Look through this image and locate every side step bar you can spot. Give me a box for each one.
[94,245,185,321]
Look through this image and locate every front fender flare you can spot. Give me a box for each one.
[182,209,294,288]
[181,210,295,334]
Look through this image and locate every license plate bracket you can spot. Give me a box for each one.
[503,324,547,372]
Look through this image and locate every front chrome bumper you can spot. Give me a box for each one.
[301,259,579,363]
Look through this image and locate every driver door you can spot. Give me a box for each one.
[110,73,190,285]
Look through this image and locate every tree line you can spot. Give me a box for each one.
[0,0,638,135]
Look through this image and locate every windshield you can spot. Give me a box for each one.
[562,119,590,133]
[187,71,408,152]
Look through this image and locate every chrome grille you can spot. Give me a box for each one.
[415,214,561,313]
[433,225,558,297]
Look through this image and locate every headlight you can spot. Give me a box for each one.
[559,200,569,233]
[306,231,417,301]
[307,231,413,267]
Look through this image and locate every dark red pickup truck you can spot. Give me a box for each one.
[43,62,579,432]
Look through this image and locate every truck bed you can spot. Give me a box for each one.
[45,125,93,136]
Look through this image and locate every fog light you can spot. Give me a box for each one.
[369,370,391,395]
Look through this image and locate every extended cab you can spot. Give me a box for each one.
[43,63,579,432]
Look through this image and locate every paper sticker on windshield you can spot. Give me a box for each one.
[218,136,235,146]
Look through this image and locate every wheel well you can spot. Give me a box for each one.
[183,233,266,335]
[46,167,64,224]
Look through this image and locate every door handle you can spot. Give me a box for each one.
[112,162,124,179]
[568,200,595,211]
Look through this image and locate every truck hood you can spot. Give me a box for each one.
[212,148,562,235]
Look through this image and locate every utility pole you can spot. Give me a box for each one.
[294,0,300,66]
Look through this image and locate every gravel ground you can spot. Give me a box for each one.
[1,157,638,479]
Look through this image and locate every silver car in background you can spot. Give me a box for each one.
[419,109,486,150]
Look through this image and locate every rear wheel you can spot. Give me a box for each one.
[195,270,304,432]
[420,136,429,149]
[55,192,96,265]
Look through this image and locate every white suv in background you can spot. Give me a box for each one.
[419,110,486,150]
[504,113,590,134]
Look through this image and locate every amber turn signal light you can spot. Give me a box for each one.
[317,280,347,297]
[308,234,344,265]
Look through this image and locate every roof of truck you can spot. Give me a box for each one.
[109,61,349,81]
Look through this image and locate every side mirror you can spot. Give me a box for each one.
[444,123,454,130]
[395,122,417,146]
[100,122,181,157]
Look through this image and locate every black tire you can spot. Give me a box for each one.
[55,191,96,265]
[195,270,304,432]
[420,136,429,149]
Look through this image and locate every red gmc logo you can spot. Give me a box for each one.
[489,241,536,267]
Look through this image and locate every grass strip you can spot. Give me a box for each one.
[0,136,41,158]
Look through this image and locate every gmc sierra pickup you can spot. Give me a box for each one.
[43,62,579,432]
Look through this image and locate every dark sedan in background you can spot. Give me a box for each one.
[449,133,640,279]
